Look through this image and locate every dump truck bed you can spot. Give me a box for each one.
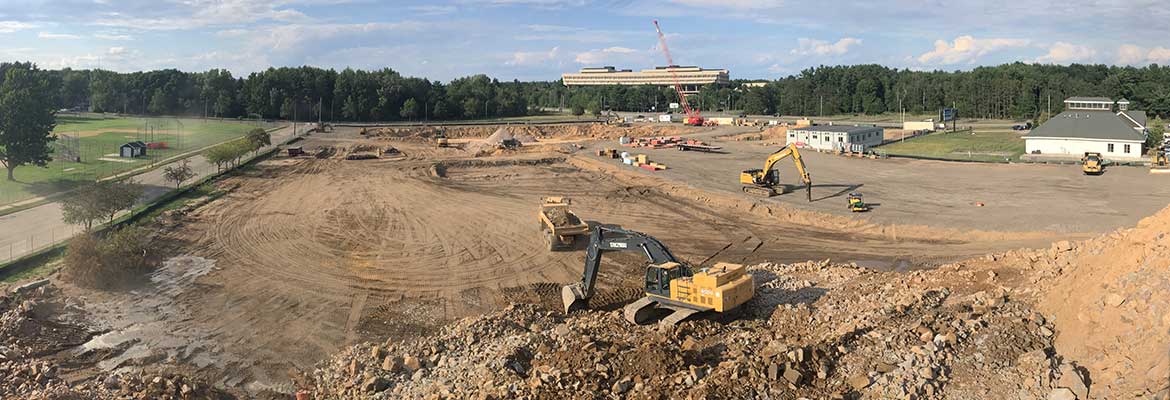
[540,207,588,236]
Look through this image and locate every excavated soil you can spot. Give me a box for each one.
[2,125,1166,399]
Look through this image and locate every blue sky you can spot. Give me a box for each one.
[1,0,1168,82]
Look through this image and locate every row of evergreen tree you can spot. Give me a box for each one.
[19,61,1170,122]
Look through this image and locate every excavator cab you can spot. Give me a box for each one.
[644,262,691,297]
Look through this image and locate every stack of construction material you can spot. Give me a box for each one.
[618,152,667,171]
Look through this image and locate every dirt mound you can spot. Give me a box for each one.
[309,260,1074,399]
[721,126,788,145]
[1016,207,1170,398]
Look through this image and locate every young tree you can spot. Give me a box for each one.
[571,104,585,117]
[400,98,419,120]
[245,127,271,154]
[1147,117,1166,154]
[0,64,57,181]
[98,180,144,223]
[61,186,106,230]
[163,159,197,188]
[60,180,144,229]
[205,142,236,172]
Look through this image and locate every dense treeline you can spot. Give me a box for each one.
[21,62,1170,122]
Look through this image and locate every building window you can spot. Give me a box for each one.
[1108,143,1114,152]
[789,133,795,138]
[812,135,818,139]
[1124,144,1131,153]
[838,137,844,142]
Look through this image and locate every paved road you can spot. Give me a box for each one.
[0,124,304,264]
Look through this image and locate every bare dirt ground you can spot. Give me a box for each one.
[3,122,1166,399]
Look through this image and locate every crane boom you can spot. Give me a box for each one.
[653,20,702,126]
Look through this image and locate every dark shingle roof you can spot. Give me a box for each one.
[1120,110,1147,128]
[1064,96,1113,103]
[1024,110,1144,141]
[792,125,881,133]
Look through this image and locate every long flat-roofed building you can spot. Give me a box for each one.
[562,65,730,94]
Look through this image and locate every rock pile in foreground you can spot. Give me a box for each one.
[310,260,1095,399]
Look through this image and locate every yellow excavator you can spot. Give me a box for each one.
[740,144,812,201]
[561,225,754,326]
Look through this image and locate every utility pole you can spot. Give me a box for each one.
[318,97,322,128]
[819,95,823,117]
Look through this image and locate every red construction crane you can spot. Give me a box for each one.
[653,20,703,126]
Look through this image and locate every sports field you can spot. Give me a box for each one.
[877,129,1026,162]
[0,114,268,206]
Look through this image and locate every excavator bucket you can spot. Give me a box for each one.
[561,283,589,313]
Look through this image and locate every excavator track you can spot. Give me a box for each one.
[623,297,658,325]
[742,185,777,197]
[658,306,700,327]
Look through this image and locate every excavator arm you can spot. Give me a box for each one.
[757,144,813,202]
[562,225,679,312]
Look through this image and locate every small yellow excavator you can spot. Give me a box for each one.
[1151,148,1170,174]
[740,144,812,201]
[561,225,754,326]
[1081,152,1104,175]
[847,192,870,212]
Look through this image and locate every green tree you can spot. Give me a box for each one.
[1147,116,1166,153]
[60,180,143,228]
[0,64,57,181]
[401,98,419,120]
[148,88,170,115]
[571,104,585,117]
[245,127,271,154]
[205,142,237,172]
[162,159,197,188]
[463,98,481,119]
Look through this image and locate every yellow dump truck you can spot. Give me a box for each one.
[538,197,589,251]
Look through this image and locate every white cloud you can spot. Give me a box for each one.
[917,35,1030,65]
[790,37,861,56]
[1035,42,1096,64]
[93,33,133,41]
[0,21,35,33]
[107,47,125,55]
[1117,44,1170,65]
[670,0,782,10]
[574,46,639,65]
[506,46,560,66]
[38,32,82,40]
[93,0,309,31]
[409,5,457,15]
[1149,47,1170,64]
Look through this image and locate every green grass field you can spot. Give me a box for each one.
[1,114,266,205]
[878,129,1027,163]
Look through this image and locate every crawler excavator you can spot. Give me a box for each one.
[561,225,754,326]
[740,143,813,201]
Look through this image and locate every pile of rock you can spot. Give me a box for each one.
[309,259,1083,399]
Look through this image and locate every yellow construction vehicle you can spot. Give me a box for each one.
[740,144,812,201]
[847,192,869,212]
[538,197,589,251]
[1152,149,1170,174]
[562,225,754,326]
[1081,152,1104,175]
[434,131,450,148]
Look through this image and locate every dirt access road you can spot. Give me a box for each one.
[64,126,1069,394]
[587,126,1170,234]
